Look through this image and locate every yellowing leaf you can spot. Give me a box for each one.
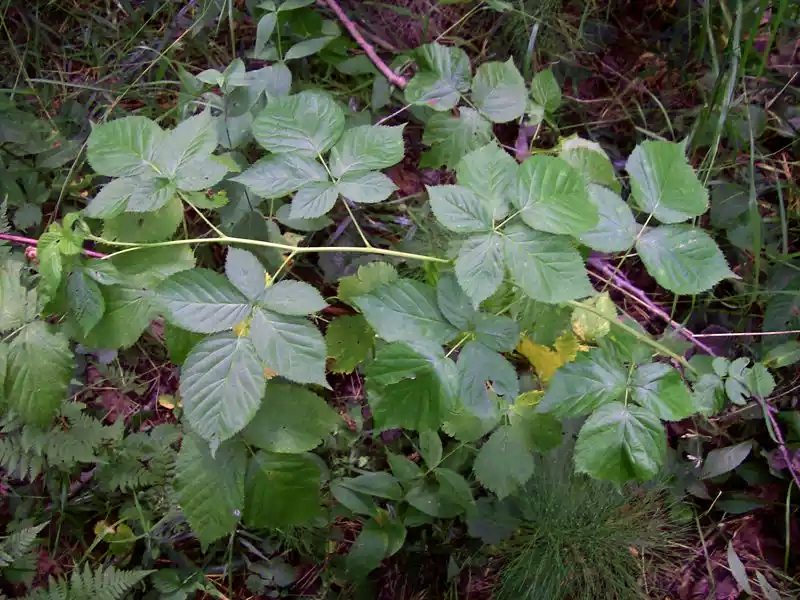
[516,333,582,382]
[571,292,616,342]
[158,394,181,409]
[233,317,251,338]
[513,390,544,410]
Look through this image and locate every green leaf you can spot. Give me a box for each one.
[290,181,339,218]
[626,140,708,223]
[259,280,327,315]
[530,68,561,113]
[0,258,38,331]
[157,269,251,334]
[570,292,616,343]
[699,441,752,479]
[474,314,520,352]
[253,12,277,57]
[574,402,666,483]
[346,522,389,575]
[436,272,477,330]
[329,124,406,178]
[558,136,620,192]
[232,154,328,199]
[419,430,443,468]
[746,363,775,397]
[338,262,398,303]
[405,42,471,111]
[252,91,344,157]
[515,155,597,235]
[428,184,492,232]
[5,322,73,427]
[108,246,195,287]
[284,36,335,60]
[275,203,332,232]
[509,400,563,452]
[83,177,137,218]
[155,112,218,177]
[181,334,266,444]
[442,404,501,442]
[764,342,800,368]
[165,322,204,365]
[332,482,378,516]
[420,108,492,170]
[457,342,518,418]
[225,248,267,302]
[336,172,396,204]
[502,223,593,304]
[387,452,423,482]
[636,225,735,294]
[36,228,63,300]
[123,177,177,212]
[436,468,474,508]
[578,184,638,252]
[174,156,229,191]
[87,116,165,177]
[455,144,517,220]
[242,382,339,452]
[67,269,105,336]
[250,308,328,386]
[338,473,403,500]
[244,451,321,528]
[473,425,534,499]
[326,314,374,373]
[629,362,695,421]
[352,279,458,345]
[455,232,505,307]
[471,59,527,123]
[405,481,463,517]
[174,433,246,548]
[537,349,628,418]
[78,286,158,349]
[101,194,183,242]
[365,342,454,431]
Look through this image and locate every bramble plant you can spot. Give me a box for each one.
[0,21,791,591]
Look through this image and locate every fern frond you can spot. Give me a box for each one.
[0,522,47,568]
[99,425,178,492]
[24,564,152,600]
[0,435,44,480]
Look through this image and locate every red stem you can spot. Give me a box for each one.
[0,232,106,258]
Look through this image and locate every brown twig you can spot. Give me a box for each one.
[317,0,408,88]
[754,394,800,492]
[0,232,106,258]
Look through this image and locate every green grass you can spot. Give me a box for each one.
[496,448,686,600]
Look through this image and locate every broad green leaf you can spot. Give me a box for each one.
[636,225,735,294]
[570,292,616,343]
[325,314,374,373]
[87,116,165,177]
[578,184,638,252]
[764,342,800,368]
[458,342,519,418]
[331,482,378,516]
[530,68,561,113]
[225,248,267,302]
[746,363,775,397]
[290,181,338,218]
[419,430,443,468]
[436,468,474,508]
[244,451,321,528]
[154,112,218,176]
[157,269,251,334]
[181,334,266,444]
[365,342,454,431]
[629,362,695,421]
[36,228,62,301]
[455,232,505,307]
[455,144,517,220]
[428,184,492,232]
[338,473,403,500]
[473,314,520,352]
[5,322,73,427]
[165,322,204,365]
[436,272,477,330]
[471,59,527,123]
[174,156,228,191]
[253,12,277,57]
[258,280,327,315]
[509,399,563,452]
[405,481,463,517]
[537,349,628,418]
[502,223,593,304]
[101,194,183,242]
[473,425,534,499]
[442,403,501,442]
[405,43,471,111]
[574,402,666,483]
[626,140,708,223]
[329,124,406,178]
[78,286,158,349]
[242,382,339,452]
[558,136,619,191]
[352,279,458,345]
[174,433,246,547]
[275,203,333,232]
[284,36,335,60]
[515,155,597,235]
[252,91,344,156]
[337,262,398,303]
[336,172,396,204]
[232,154,328,199]
[0,258,38,330]
[420,108,492,170]
[699,441,752,479]
[67,269,105,336]
[387,453,423,481]
[83,177,137,218]
[691,373,726,415]
[346,522,389,575]
[124,177,177,212]
[108,245,195,287]
[250,308,328,386]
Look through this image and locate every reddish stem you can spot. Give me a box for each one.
[0,232,106,258]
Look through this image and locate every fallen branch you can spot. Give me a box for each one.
[587,255,717,356]
[318,0,408,89]
[0,232,106,258]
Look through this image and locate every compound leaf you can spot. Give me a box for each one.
[258,280,327,316]
[405,42,471,111]
[329,124,406,178]
[455,232,505,308]
[67,269,105,336]
[578,184,638,252]
[428,184,492,232]
[629,362,696,421]
[155,111,218,177]
[225,248,267,302]
[421,108,492,170]
[473,425,534,499]
[457,342,519,418]
[232,154,328,199]
[455,144,517,220]
[558,136,619,191]
[336,171,396,204]
[87,116,165,178]
[471,59,527,123]
[290,181,339,218]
